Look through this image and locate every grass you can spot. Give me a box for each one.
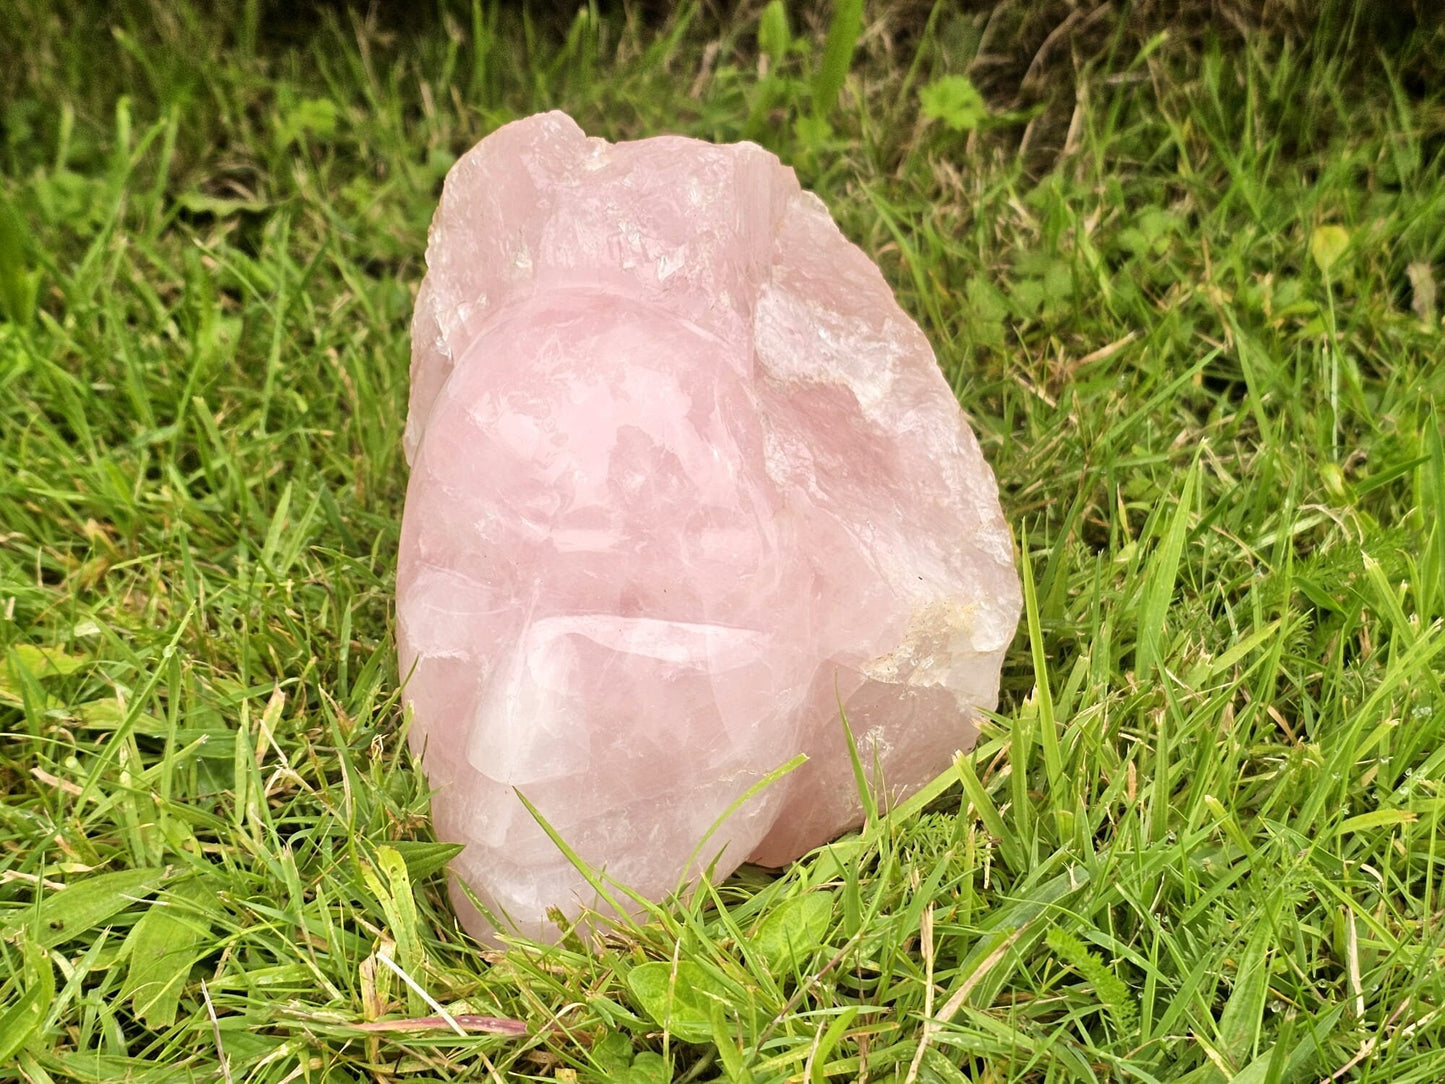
[1,0,1444,1080]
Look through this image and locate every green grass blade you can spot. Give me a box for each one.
[812,0,862,117]
[1136,462,1198,677]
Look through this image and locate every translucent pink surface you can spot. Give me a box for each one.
[398,112,1020,943]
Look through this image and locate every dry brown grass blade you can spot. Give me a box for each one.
[351,1013,531,1037]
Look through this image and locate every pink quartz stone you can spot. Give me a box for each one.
[398,111,1021,943]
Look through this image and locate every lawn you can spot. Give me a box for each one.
[1,1,1443,1081]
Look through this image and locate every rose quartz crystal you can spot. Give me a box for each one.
[398,112,1020,943]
